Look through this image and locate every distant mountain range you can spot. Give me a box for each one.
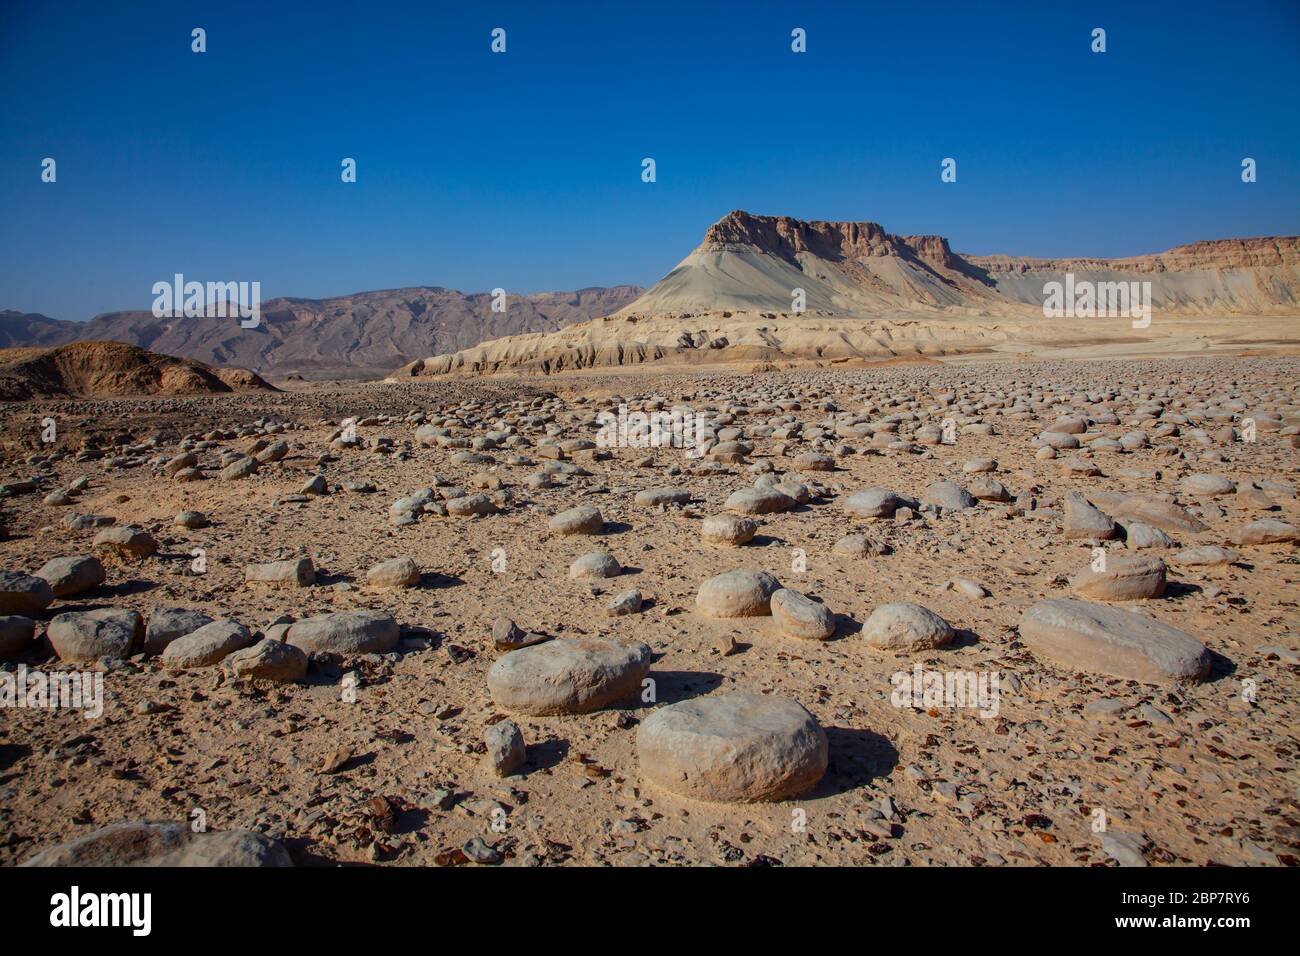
[9,210,1300,380]
[0,285,644,380]
[398,210,1300,375]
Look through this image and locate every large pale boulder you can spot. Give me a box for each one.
[1171,545,1239,567]
[285,611,400,655]
[1018,598,1210,684]
[634,488,691,507]
[701,514,757,546]
[1070,555,1167,601]
[637,693,828,802]
[366,557,420,589]
[46,608,143,662]
[1062,493,1117,540]
[34,556,106,598]
[1179,474,1235,497]
[1231,519,1299,546]
[569,552,622,580]
[224,639,308,683]
[843,488,907,518]
[245,558,315,588]
[144,607,215,656]
[696,570,780,618]
[1112,496,1206,534]
[861,603,954,651]
[162,620,255,670]
[770,589,836,640]
[725,487,795,515]
[93,526,158,559]
[921,481,976,511]
[22,821,291,867]
[487,637,652,715]
[446,494,498,517]
[548,506,604,535]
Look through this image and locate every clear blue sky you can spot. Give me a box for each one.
[2,0,1297,320]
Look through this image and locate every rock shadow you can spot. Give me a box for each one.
[811,727,900,798]
[525,736,570,772]
[645,668,723,706]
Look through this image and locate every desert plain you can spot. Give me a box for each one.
[2,341,1298,867]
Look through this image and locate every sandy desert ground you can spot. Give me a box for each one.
[1,353,1298,867]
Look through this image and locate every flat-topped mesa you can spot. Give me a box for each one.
[702,210,957,269]
[393,210,1300,377]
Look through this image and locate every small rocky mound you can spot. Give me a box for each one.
[0,341,275,399]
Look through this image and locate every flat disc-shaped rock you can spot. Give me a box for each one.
[569,552,621,580]
[548,506,604,535]
[487,637,652,715]
[285,611,399,655]
[144,606,215,656]
[1018,598,1210,684]
[725,487,795,515]
[921,481,976,511]
[861,603,954,651]
[46,608,143,663]
[637,692,828,802]
[770,588,836,640]
[35,556,106,598]
[21,821,291,867]
[366,556,420,589]
[0,572,54,615]
[1172,545,1238,566]
[696,570,780,618]
[1231,519,1298,545]
[634,487,691,507]
[224,639,308,683]
[162,620,254,670]
[1180,474,1235,497]
[1070,555,1167,601]
[832,534,890,558]
[843,488,906,518]
[1113,496,1206,534]
[701,514,757,546]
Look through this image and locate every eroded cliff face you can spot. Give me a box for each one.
[969,236,1300,274]
[700,210,964,273]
